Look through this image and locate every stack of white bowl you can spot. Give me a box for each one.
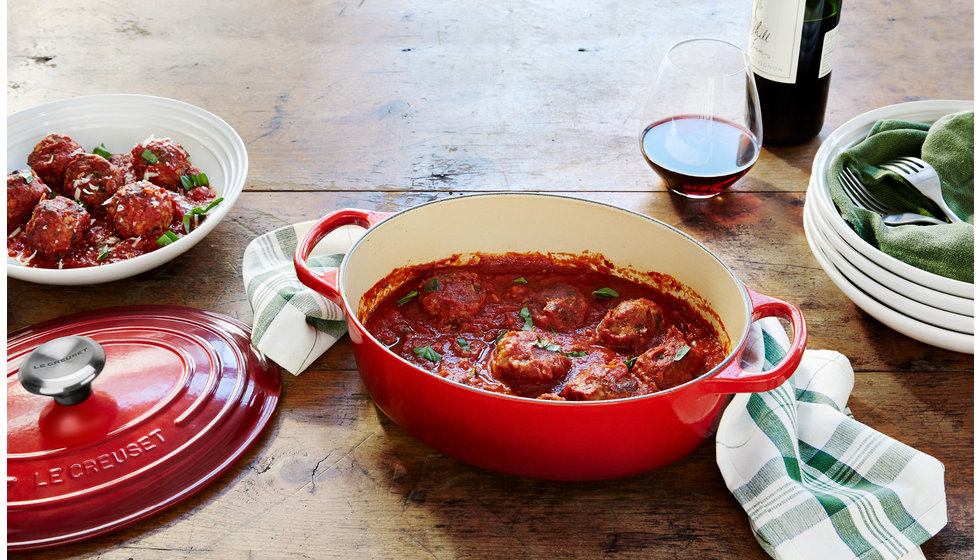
[804,99,974,354]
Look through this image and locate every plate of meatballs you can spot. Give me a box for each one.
[7,94,247,285]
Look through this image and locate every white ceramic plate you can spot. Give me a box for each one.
[7,94,247,285]
[803,200,974,353]
[805,200,973,335]
[808,99,974,299]
[808,182,973,316]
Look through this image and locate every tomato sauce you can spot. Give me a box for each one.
[363,253,728,401]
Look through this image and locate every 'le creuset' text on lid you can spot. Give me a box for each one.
[6,305,282,551]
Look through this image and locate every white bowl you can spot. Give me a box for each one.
[7,94,248,285]
[803,200,974,353]
[808,99,974,299]
[805,200,973,335]
[809,182,973,316]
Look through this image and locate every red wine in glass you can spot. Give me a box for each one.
[641,115,760,198]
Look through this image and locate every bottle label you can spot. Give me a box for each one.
[818,24,839,78]
[748,0,807,83]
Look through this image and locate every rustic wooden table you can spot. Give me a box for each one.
[7,1,974,558]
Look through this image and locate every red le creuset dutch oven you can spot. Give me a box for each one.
[294,193,806,481]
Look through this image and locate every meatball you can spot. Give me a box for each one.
[24,196,91,258]
[131,137,196,190]
[26,133,85,195]
[63,153,122,209]
[109,152,137,185]
[418,271,489,326]
[489,330,571,396]
[632,326,706,391]
[106,181,176,238]
[596,298,665,351]
[561,360,646,401]
[529,282,589,332]
[7,168,51,231]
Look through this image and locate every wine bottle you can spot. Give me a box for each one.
[748,0,841,146]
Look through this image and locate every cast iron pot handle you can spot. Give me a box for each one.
[698,287,807,394]
[294,208,391,309]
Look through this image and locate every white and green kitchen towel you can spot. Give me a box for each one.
[242,220,360,375]
[718,319,947,560]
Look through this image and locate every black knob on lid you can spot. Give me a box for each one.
[19,336,106,405]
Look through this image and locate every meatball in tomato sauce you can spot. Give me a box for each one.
[632,326,706,391]
[596,298,664,351]
[419,271,489,326]
[63,153,122,209]
[489,330,571,396]
[107,181,176,238]
[24,196,91,258]
[528,282,589,332]
[131,137,197,191]
[26,133,85,195]
[7,169,51,232]
[560,360,646,401]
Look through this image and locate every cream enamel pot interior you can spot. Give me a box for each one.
[295,194,806,481]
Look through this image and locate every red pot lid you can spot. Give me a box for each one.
[6,305,282,551]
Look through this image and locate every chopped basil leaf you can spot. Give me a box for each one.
[180,172,210,190]
[397,290,419,305]
[565,350,587,358]
[156,231,180,246]
[423,278,440,293]
[97,246,110,261]
[494,332,507,344]
[624,357,637,372]
[592,287,620,298]
[140,148,159,164]
[534,338,562,352]
[93,144,113,159]
[674,344,691,362]
[513,277,528,284]
[413,345,441,362]
[519,306,533,330]
[457,338,471,352]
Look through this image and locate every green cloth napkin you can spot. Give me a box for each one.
[719,319,947,560]
[827,110,974,283]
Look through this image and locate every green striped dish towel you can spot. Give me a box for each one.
[719,319,947,560]
[242,220,362,375]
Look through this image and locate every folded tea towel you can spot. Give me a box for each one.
[242,220,361,375]
[827,110,974,283]
[720,319,947,560]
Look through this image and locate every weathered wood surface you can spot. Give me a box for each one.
[7,0,973,558]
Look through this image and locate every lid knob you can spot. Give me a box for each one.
[19,336,106,405]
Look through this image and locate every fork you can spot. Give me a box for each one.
[880,156,964,223]
[837,167,948,226]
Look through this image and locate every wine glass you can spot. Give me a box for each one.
[639,38,763,198]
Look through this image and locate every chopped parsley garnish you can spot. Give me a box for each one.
[97,246,110,261]
[93,144,113,159]
[457,338,471,352]
[519,306,533,330]
[624,357,637,372]
[565,350,588,358]
[140,148,159,164]
[156,231,180,246]
[513,277,528,284]
[397,290,419,305]
[592,287,620,298]
[182,197,224,233]
[180,172,210,190]
[413,345,442,363]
